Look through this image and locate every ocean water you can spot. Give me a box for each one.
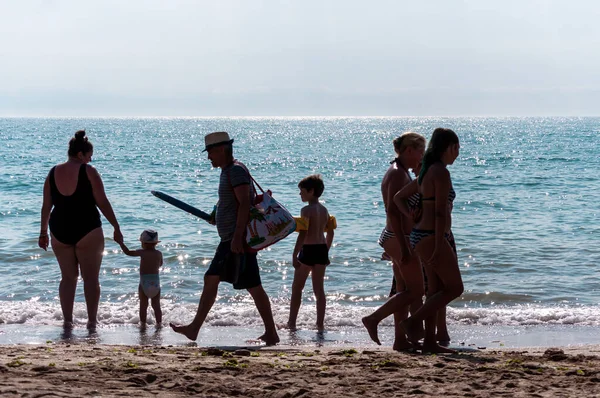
[1,117,599,346]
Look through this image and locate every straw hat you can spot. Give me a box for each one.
[140,229,160,244]
[203,131,234,152]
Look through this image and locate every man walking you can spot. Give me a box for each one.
[170,132,279,345]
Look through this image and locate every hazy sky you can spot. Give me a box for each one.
[1,0,599,116]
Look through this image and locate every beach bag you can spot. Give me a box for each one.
[228,163,296,252]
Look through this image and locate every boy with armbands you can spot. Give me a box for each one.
[284,174,336,332]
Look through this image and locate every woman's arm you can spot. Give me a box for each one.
[38,174,53,250]
[431,167,451,263]
[388,203,412,260]
[393,179,418,218]
[87,166,123,243]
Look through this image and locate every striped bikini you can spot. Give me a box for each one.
[378,192,421,247]
[409,186,456,249]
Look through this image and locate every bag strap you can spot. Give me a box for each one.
[249,174,264,194]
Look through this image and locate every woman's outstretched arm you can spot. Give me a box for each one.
[87,165,123,244]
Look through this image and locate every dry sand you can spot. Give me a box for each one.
[2,344,600,397]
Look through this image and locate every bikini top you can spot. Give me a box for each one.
[294,215,337,232]
[407,192,421,209]
[421,186,456,205]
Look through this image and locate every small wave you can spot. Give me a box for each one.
[1,300,600,328]
[458,292,534,305]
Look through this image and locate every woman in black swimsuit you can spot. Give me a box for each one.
[393,127,463,353]
[39,130,123,330]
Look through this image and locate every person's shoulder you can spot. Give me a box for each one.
[386,167,410,185]
[386,164,404,176]
[230,162,249,176]
[85,163,100,177]
[431,164,450,178]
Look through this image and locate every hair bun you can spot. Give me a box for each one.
[74,130,86,141]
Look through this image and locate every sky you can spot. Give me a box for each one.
[0,0,599,116]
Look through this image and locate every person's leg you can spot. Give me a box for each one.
[421,265,441,352]
[390,260,411,350]
[170,274,220,340]
[383,237,412,350]
[311,264,327,331]
[138,284,149,324]
[150,290,162,325]
[247,285,280,345]
[75,227,104,330]
[435,231,456,344]
[362,252,425,345]
[286,265,311,330]
[171,242,229,340]
[436,306,450,344]
[231,251,279,345]
[402,236,463,352]
[50,235,79,326]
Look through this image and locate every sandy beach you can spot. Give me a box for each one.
[1,344,600,397]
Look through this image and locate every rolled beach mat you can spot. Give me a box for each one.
[151,190,212,222]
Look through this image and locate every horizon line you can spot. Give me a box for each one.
[1,115,599,119]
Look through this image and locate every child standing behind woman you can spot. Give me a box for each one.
[285,175,335,332]
[119,229,163,326]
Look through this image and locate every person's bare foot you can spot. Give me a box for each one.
[86,321,97,332]
[362,316,381,345]
[393,340,418,352]
[277,322,297,331]
[422,342,456,354]
[399,318,422,344]
[436,332,451,345]
[170,323,200,341]
[257,332,280,346]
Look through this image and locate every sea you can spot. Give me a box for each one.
[1,117,599,348]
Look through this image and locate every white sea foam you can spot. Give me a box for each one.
[1,299,599,328]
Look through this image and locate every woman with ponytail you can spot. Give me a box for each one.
[390,127,463,353]
[39,130,123,331]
